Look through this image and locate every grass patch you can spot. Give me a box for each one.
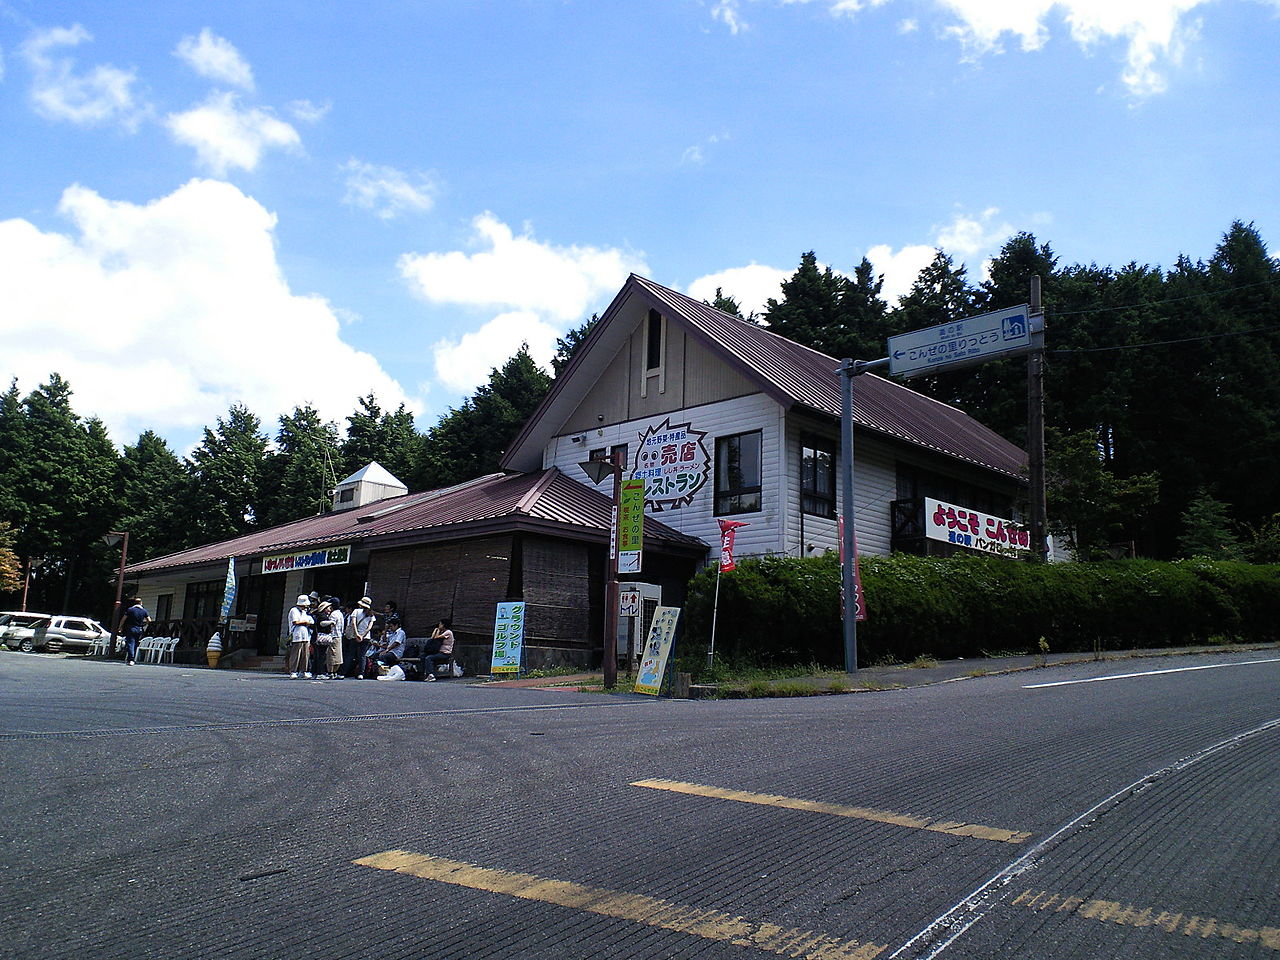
[908,654,939,669]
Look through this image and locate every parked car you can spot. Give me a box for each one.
[0,613,62,653]
[47,616,111,652]
[1,613,111,653]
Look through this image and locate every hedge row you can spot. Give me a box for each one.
[681,553,1280,667]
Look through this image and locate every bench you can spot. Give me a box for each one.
[400,650,461,680]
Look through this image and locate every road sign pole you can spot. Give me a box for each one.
[1027,276,1049,563]
[839,359,858,674]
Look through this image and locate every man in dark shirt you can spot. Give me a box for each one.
[117,597,151,666]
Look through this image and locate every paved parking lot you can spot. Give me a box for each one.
[2,649,1277,959]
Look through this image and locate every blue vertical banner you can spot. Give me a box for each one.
[219,557,237,619]
[490,601,526,675]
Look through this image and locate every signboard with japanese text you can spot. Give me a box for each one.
[618,590,642,619]
[633,605,681,696]
[888,305,1040,379]
[618,478,645,574]
[262,544,351,575]
[631,418,711,512]
[924,498,1031,558]
[489,601,527,675]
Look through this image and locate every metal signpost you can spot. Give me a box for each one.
[887,304,1042,379]
[838,281,1050,669]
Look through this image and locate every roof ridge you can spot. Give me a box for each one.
[515,467,562,514]
[356,473,505,524]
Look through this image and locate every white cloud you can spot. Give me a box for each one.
[865,207,1017,304]
[686,264,790,317]
[865,242,937,305]
[934,0,1213,95]
[0,179,412,445]
[402,214,646,395]
[174,28,254,90]
[713,0,749,33]
[342,160,436,220]
[288,99,331,123]
[20,24,148,129]
[166,91,301,175]
[399,213,645,322]
[935,206,1014,256]
[680,132,729,166]
[738,1,1215,95]
[431,311,562,393]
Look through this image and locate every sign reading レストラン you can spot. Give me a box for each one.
[923,498,1030,558]
[888,304,1040,379]
[631,418,711,512]
[261,544,352,574]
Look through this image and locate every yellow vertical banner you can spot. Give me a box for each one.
[618,478,645,574]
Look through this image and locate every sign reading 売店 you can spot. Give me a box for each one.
[261,544,352,574]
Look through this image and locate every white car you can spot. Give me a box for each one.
[0,613,109,653]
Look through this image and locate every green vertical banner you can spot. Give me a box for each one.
[634,605,680,696]
[618,478,645,574]
[490,601,526,675]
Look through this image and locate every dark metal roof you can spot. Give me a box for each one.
[127,468,707,576]
[630,275,1028,480]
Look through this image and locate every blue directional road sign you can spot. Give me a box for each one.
[888,303,1042,379]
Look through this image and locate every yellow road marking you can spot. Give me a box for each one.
[632,778,1031,844]
[1013,889,1280,949]
[355,849,885,960]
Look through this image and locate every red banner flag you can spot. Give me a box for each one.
[718,519,749,572]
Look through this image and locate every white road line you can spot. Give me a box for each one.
[1023,657,1280,689]
[887,715,1280,960]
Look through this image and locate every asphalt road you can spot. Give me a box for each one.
[1,649,1277,960]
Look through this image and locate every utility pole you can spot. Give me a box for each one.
[1027,277,1049,562]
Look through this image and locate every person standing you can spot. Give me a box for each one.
[287,594,314,678]
[310,600,337,678]
[117,596,151,667]
[349,597,375,678]
[325,597,345,679]
[423,618,455,682]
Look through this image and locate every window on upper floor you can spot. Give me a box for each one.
[646,309,663,371]
[801,438,836,518]
[716,430,762,515]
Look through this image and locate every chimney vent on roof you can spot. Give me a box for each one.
[331,462,407,512]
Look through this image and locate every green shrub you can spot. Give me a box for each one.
[681,553,1280,676]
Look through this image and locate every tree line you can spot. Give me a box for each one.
[0,350,553,617]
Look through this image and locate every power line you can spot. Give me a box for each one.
[1049,321,1280,356]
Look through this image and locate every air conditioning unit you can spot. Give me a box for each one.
[617,582,662,664]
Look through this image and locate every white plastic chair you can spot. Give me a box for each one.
[159,637,179,664]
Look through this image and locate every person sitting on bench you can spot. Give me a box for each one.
[422,619,455,681]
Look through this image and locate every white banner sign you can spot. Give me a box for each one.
[923,498,1030,558]
[262,544,351,574]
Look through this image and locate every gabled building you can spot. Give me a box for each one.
[125,274,1027,668]
[502,274,1027,561]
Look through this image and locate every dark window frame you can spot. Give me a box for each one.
[715,430,763,516]
[800,437,836,518]
[184,579,224,623]
[646,309,663,371]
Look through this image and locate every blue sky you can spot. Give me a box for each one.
[2,0,1278,453]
